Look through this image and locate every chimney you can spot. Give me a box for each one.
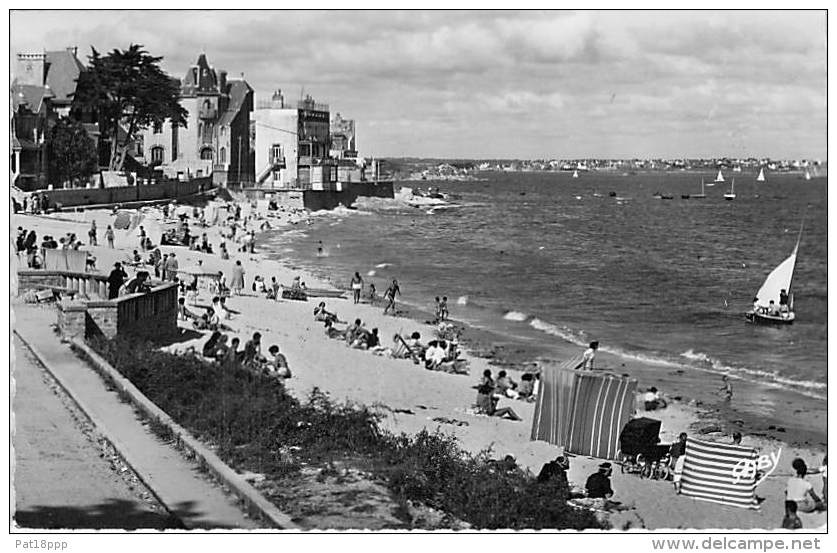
[15,53,46,86]
[219,70,227,91]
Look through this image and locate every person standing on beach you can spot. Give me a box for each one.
[137,225,147,250]
[107,262,128,299]
[580,341,599,370]
[719,375,733,401]
[88,221,98,246]
[669,432,688,493]
[231,260,246,295]
[351,272,364,304]
[383,279,401,315]
[164,252,179,281]
[105,225,115,248]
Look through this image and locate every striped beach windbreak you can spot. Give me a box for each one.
[680,437,760,509]
[531,363,636,460]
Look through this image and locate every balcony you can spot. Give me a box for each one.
[198,105,217,120]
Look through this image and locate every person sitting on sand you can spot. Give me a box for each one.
[580,341,599,370]
[253,275,267,294]
[243,332,264,365]
[201,308,221,331]
[223,337,241,368]
[345,318,364,345]
[782,500,803,530]
[517,373,536,400]
[496,370,519,398]
[314,302,338,324]
[424,340,447,370]
[643,387,666,411]
[586,463,615,499]
[366,328,387,354]
[478,394,522,421]
[324,319,346,340]
[202,331,223,358]
[786,458,825,513]
[212,334,230,361]
[538,455,570,486]
[265,345,291,379]
[177,297,199,322]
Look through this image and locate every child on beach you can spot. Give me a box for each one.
[434,297,442,321]
[351,272,363,304]
[368,282,376,304]
[580,341,598,370]
[782,500,803,530]
[440,296,449,321]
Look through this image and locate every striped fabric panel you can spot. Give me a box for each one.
[531,363,636,460]
[566,373,636,459]
[680,437,760,509]
[530,365,575,445]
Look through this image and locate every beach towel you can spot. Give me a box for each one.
[44,249,88,272]
[679,437,760,509]
[531,364,636,460]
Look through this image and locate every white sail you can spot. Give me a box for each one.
[756,168,766,182]
[572,170,579,178]
[805,169,811,180]
[715,170,725,182]
[755,247,797,309]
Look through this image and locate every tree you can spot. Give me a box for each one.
[74,44,187,172]
[47,117,98,188]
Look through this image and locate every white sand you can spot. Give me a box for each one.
[13,206,827,531]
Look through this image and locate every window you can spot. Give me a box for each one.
[299,143,311,157]
[151,146,164,164]
[200,147,213,161]
[171,124,178,161]
[271,144,282,162]
[136,136,144,157]
[202,123,213,144]
[220,147,226,164]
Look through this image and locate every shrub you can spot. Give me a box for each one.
[86,336,603,530]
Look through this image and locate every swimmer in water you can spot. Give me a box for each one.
[317,240,323,256]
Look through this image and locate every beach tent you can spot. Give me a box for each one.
[531,364,636,460]
[44,248,88,272]
[680,437,760,509]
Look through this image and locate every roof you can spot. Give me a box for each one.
[217,79,253,126]
[182,53,218,95]
[44,49,85,105]
[11,83,52,113]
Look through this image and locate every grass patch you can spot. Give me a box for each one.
[89,336,603,530]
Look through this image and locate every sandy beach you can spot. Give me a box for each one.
[12,204,827,530]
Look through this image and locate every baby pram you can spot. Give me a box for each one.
[618,417,671,479]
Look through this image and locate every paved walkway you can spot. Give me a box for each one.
[13,334,177,529]
[13,306,260,529]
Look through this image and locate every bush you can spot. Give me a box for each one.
[87,336,603,530]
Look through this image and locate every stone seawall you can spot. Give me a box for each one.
[36,177,214,210]
[239,181,394,211]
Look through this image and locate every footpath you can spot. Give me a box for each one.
[13,305,260,530]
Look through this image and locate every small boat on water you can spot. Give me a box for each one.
[572,170,579,178]
[745,223,802,325]
[724,178,736,200]
[714,170,725,183]
[756,168,766,182]
[804,169,812,181]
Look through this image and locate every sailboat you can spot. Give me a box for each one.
[756,168,766,182]
[804,169,812,181]
[714,170,725,183]
[691,178,706,199]
[572,169,579,178]
[724,178,736,200]
[745,224,802,325]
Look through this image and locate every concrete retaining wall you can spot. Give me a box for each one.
[239,181,394,211]
[40,177,213,209]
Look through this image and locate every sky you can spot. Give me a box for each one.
[10,10,827,159]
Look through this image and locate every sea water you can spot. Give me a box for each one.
[263,171,827,406]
